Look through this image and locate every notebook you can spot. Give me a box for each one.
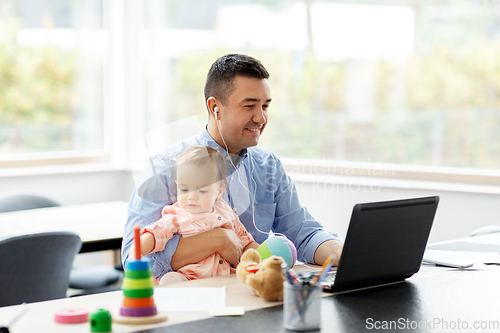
[320,196,440,293]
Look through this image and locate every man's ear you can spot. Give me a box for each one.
[207,97,218,120]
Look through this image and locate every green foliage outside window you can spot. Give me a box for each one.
[0,17,75,154]
[168,42,500,169]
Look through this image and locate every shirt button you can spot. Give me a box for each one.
[219,259,224,264]
[218,216,221,220]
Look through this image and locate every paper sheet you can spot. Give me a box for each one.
[424,250,500,266]
[154,286,226,312]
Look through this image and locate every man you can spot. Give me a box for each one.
[122,54,343,279]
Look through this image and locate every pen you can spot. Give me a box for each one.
[311,254,334,285]
[283,262,306,323]
[281,262,296,286]
[316,258,335,284]
[288,269,299,282]
[282,262,300,286]
[6,302,28,329]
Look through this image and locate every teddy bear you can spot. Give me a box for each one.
[236,248,286,301]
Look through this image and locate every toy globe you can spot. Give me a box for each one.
[256,235,297,268]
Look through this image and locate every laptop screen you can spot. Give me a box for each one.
[331,196,439,291]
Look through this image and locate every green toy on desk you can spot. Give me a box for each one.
[113,226,168,325]
[257,235,297,268]
[90,309,112,332]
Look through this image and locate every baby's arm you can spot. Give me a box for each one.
[128,232,155,258]
[243,241,259,252]
[127,212,180,258]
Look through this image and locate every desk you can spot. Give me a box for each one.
[2,233,500,332]
[0,201,127,253]
[1,265,499,333]
[157,270,500,333]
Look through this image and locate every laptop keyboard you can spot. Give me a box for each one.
[320,270,337,289]
[296,269,338,289]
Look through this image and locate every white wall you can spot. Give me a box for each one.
[293,177,500,243]
[0,168,135,206]
[2,168,498,247]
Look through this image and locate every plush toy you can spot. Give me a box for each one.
[236,248,286,301]
[257,235,297,268]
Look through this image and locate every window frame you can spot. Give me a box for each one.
[1,0,499,193]
[282,158,500,192]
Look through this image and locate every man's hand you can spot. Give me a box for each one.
[314,239,344,266]
[171,227,242,271]
[217,228,243,267]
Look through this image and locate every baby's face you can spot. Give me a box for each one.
[176,162,225,214]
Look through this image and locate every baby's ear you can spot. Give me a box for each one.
[218,183,227,197]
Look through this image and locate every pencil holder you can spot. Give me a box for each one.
[283,281,321,331]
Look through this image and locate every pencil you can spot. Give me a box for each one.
[311,254,334,285]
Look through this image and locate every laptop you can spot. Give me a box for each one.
[317,196,439,293]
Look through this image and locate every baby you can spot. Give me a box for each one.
[131,145,258,284]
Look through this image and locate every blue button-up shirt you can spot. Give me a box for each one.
[122,127,338,278]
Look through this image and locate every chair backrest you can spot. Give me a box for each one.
[0,194,61,213]
[0,232,82,307]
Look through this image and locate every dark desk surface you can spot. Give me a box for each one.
[148,269,500,333]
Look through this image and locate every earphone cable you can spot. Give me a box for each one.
[215,115,283,238]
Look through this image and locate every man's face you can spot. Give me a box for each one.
[216,75,271,154]
[176,162,225,214]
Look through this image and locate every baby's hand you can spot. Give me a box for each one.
[128,232,156,259]
[128,243,137,260]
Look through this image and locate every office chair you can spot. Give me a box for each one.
[0,194,121,295]
[0,232,82,307]
[0,194,60,213]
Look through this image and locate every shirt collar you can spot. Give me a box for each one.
[199,125,249,161]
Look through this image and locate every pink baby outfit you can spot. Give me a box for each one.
[142,199,254,280]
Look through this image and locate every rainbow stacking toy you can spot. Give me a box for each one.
[113,226,168,325]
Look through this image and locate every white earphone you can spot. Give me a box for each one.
[213,104,281,240]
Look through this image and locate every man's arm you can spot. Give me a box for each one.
[314,239,344,266]
[171,228,243,270]
[269,156,340,264]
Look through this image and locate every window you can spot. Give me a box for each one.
[0,0,106,165]
[3,1,499,180]
[142,0,500,174]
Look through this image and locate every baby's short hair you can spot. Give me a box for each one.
[175,145,227,184]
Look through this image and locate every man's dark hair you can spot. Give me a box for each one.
[204,54,270,106]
